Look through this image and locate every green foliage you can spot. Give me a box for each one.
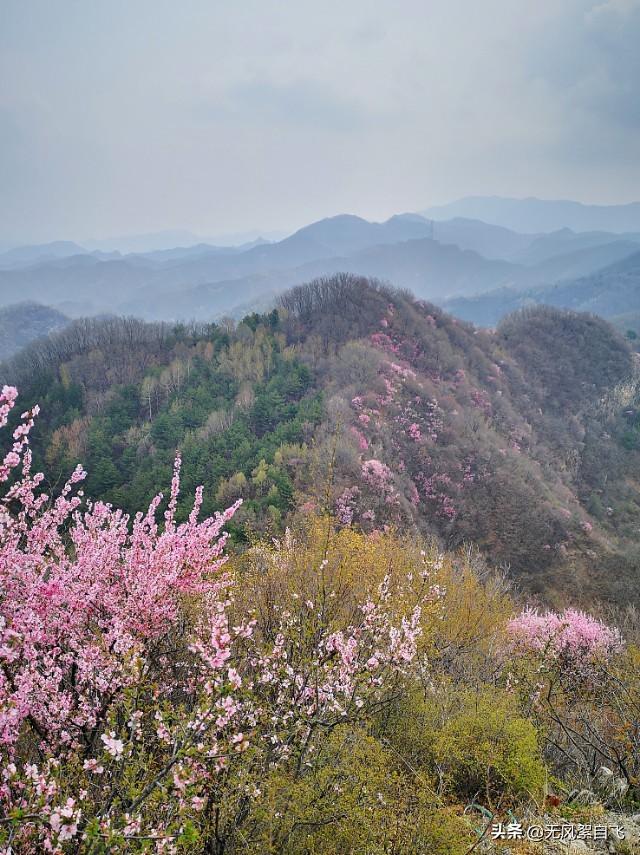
[246,726,473,855]
[621,429,640,451]
[11,315,322,540]
[435,693,545,806]
[387,686,546,808]
[499,304,633,413]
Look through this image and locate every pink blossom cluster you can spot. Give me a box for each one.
[331,459,400,525]
[370,332,401,354]
[351,395,381,432]
[379,376,398,406]
[0,389,249,849]
[407,481,420,506]
[391,395,442,446]
[252,587,423,724]
[408,423,422,441]
[389,362,416,380]
[0,385,39,484]
[349,425,369,451]
[416,471,458,520]
[361,459,393,492]
[349,360,423,459]
[0,442,241,752]
[417,398,442,442]
[0,385,17,428]
[336,486,360,525]
[246,540,441,736]
[360,460,401,512]
[507,608,622,669]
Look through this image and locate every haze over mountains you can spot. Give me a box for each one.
[424,196,640,234]
[1,196,640,356]
[0,303,69,361]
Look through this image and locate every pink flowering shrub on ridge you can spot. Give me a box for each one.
[507,607,622,670]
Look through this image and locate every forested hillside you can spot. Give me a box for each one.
[3,274,640,603]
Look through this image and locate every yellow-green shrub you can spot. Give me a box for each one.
[433,692,546,806]
[384,684,545,809]
[245,725,474,854]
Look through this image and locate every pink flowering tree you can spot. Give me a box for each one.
[507,607,622,675]
[505,605,629,786]
[0,388,436,852]
[0,385,250,851]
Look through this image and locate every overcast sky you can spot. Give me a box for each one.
[1,0,639,243]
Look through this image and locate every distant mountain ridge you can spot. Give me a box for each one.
[2,203,640,327]
[423,196,640,234]
[120,235,526,321]
[513,227,640,265]
[0,241,87,269]
[0,214,449,318]
[429,217,534,260]
[442,249,640,327]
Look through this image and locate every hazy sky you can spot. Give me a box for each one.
[1,0,639,243]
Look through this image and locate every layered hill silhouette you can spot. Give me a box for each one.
[444,249,640,327]
[4,274,640,604]
[3,208,640,324]
[424,195,640,233]
[0,302,69,361]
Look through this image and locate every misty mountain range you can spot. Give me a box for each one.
[2,195,640,359]
[424,195,640,234]
[443,249,640,329]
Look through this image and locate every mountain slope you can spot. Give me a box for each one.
[0,215,434,317]
[3,275,639,604]
[521,239,640,283]
[156,235,639,323]
[288,213,434,255]
[330,238,523,297]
